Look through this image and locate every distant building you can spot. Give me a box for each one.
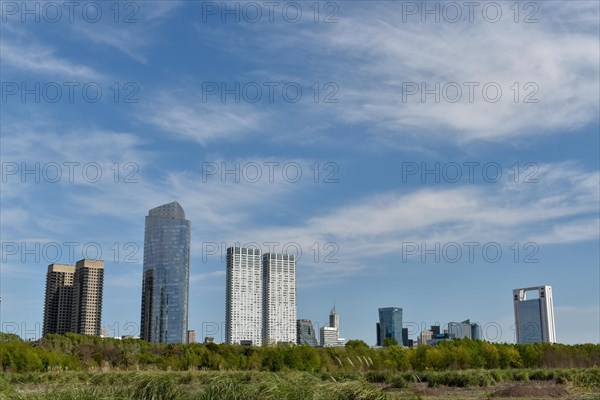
[262,253,297,345]
[447,319,483,340]
[430,325,441,335]
[330,306,340,331]
[402,327,409,346]
[320,306,345,347]
[378,307,402,345]
[204,336,214,344]
[448,320,472,339]
[376,323,381,346]
[187,330,196,344]
[427,332,452,345]
[140,202,191,344]
[471,323,482,340]
[297,319,317,346]
[417,330,433,346]
[43,259,104,337]
[513,286,556,344]
[320,326,338,347]
[226,247,263,345]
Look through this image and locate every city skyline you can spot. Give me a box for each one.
[1,1,598,346]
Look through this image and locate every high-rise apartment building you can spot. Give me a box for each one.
[378,307,403,345]
[140,202,191,344]
[225,247,263,345]
[513,285,556,344]
[225,247,298,345]
[262,253,296,344]
[43,260,104,336]
[71,259,104,335]
[43,264,75,336]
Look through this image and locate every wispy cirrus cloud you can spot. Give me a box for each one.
[1,41,104,80]
[141,90,269,145]
[203,1,599,145]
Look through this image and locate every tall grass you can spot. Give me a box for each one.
[1,368,599,399]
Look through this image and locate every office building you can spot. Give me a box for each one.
[427,332,452,345]
[140,202,191,344]
[297,319,318,346]
[471,322,483,340]
[376,323,381,346]
[430,325,441,335]
[262,253,297,344]
[448,320,472,339]
[43,260,104,337]
[513,285,556,344]
[378,307,402,345]
[330,305,340,331]
[225,247,263,345]
[320,306,346,347]
[187,330,196,344]
[320,326,339,347]
[447,319,483,340]
[402,327,409,346]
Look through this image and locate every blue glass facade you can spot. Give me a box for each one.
[517,299,543,344]
[378,307,402,345]
[140,202,190,344]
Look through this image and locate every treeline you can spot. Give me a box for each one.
[1,333,599,373]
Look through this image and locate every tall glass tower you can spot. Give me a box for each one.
[378,307,402,346]
[140,202,190,343]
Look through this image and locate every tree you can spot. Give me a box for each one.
[346,340,369,350]
[383,338,398,347]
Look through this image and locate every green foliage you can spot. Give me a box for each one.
[1,332,600,374]
[345,340,369,350]
[383,337,398,347]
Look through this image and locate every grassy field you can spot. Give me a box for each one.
[0,369,599,400]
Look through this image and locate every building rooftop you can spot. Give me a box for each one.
[148,201,186,219]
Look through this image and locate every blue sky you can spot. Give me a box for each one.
[1,1,598,345]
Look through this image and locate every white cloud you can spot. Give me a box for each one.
[0,41,103,80]
[141,91,269,145]
[230,1,600,144]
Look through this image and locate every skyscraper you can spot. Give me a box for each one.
[43,264,75,336]
[513,285,556,344]
[140,202,191,344]
[262,253,297,344]
[225,247,263,345]
[378,307,402,345]
[329,305,340,331]
[43,260,104,337]
[71,259,104,335]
